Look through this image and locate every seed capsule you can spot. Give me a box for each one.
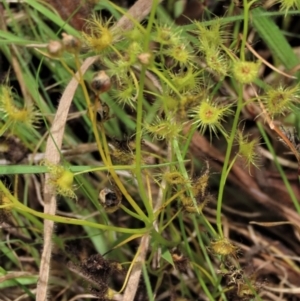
[98,187,122,213]
[91,71,111,94]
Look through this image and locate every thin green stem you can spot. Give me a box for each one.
[216,84,243,236]
[134,65,153,220]
[120,204,144,221]
[0,181,148,234]
[150,67,181,98]
[143,0,159,51]
[240,0,250,61]
[133,1,159,221]
[0,120,13,136]
[240,0,259,60]
[225,155,238,180]
[60,59,80,82]
[182,123,197,159]
[73,54,148,222]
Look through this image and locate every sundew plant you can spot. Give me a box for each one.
[0,0,300,301]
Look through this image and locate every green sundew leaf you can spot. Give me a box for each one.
[0,243,20,266]
[95,1,122,19]
[252,8,299,73]
[0,277,38,289]
[156,4,175,22]
[25,0,79,37]
[0,166,48,175]
[161,247,174,266]
[28,10,63,41]
[174,0,186,18]
[0,161,189,175]
[0,31,37,45]
[142,263,154,301]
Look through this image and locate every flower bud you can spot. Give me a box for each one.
[41,160,77,199]
[61,33,81,53]
[56,170,74,192]
[138,52,152,66]
[163,171,186,185]
[47,40,63,57]
[210,237,239,257]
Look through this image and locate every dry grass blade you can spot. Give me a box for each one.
[244,38,296,79]
[264,286,300,294]
[250,221,300,233]
[115,0,163,31]
[36,56,98,301]
[123,235,150,301]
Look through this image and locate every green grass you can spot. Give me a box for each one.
[1,0,300,300]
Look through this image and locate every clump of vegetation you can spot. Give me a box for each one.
[1,0,300,301]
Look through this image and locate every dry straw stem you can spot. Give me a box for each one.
[122,235,150,301]
[36,0,162,300]
[36,55,98,301]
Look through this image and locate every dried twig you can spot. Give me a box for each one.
[115,0,162,31]
[244,37,296,80]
